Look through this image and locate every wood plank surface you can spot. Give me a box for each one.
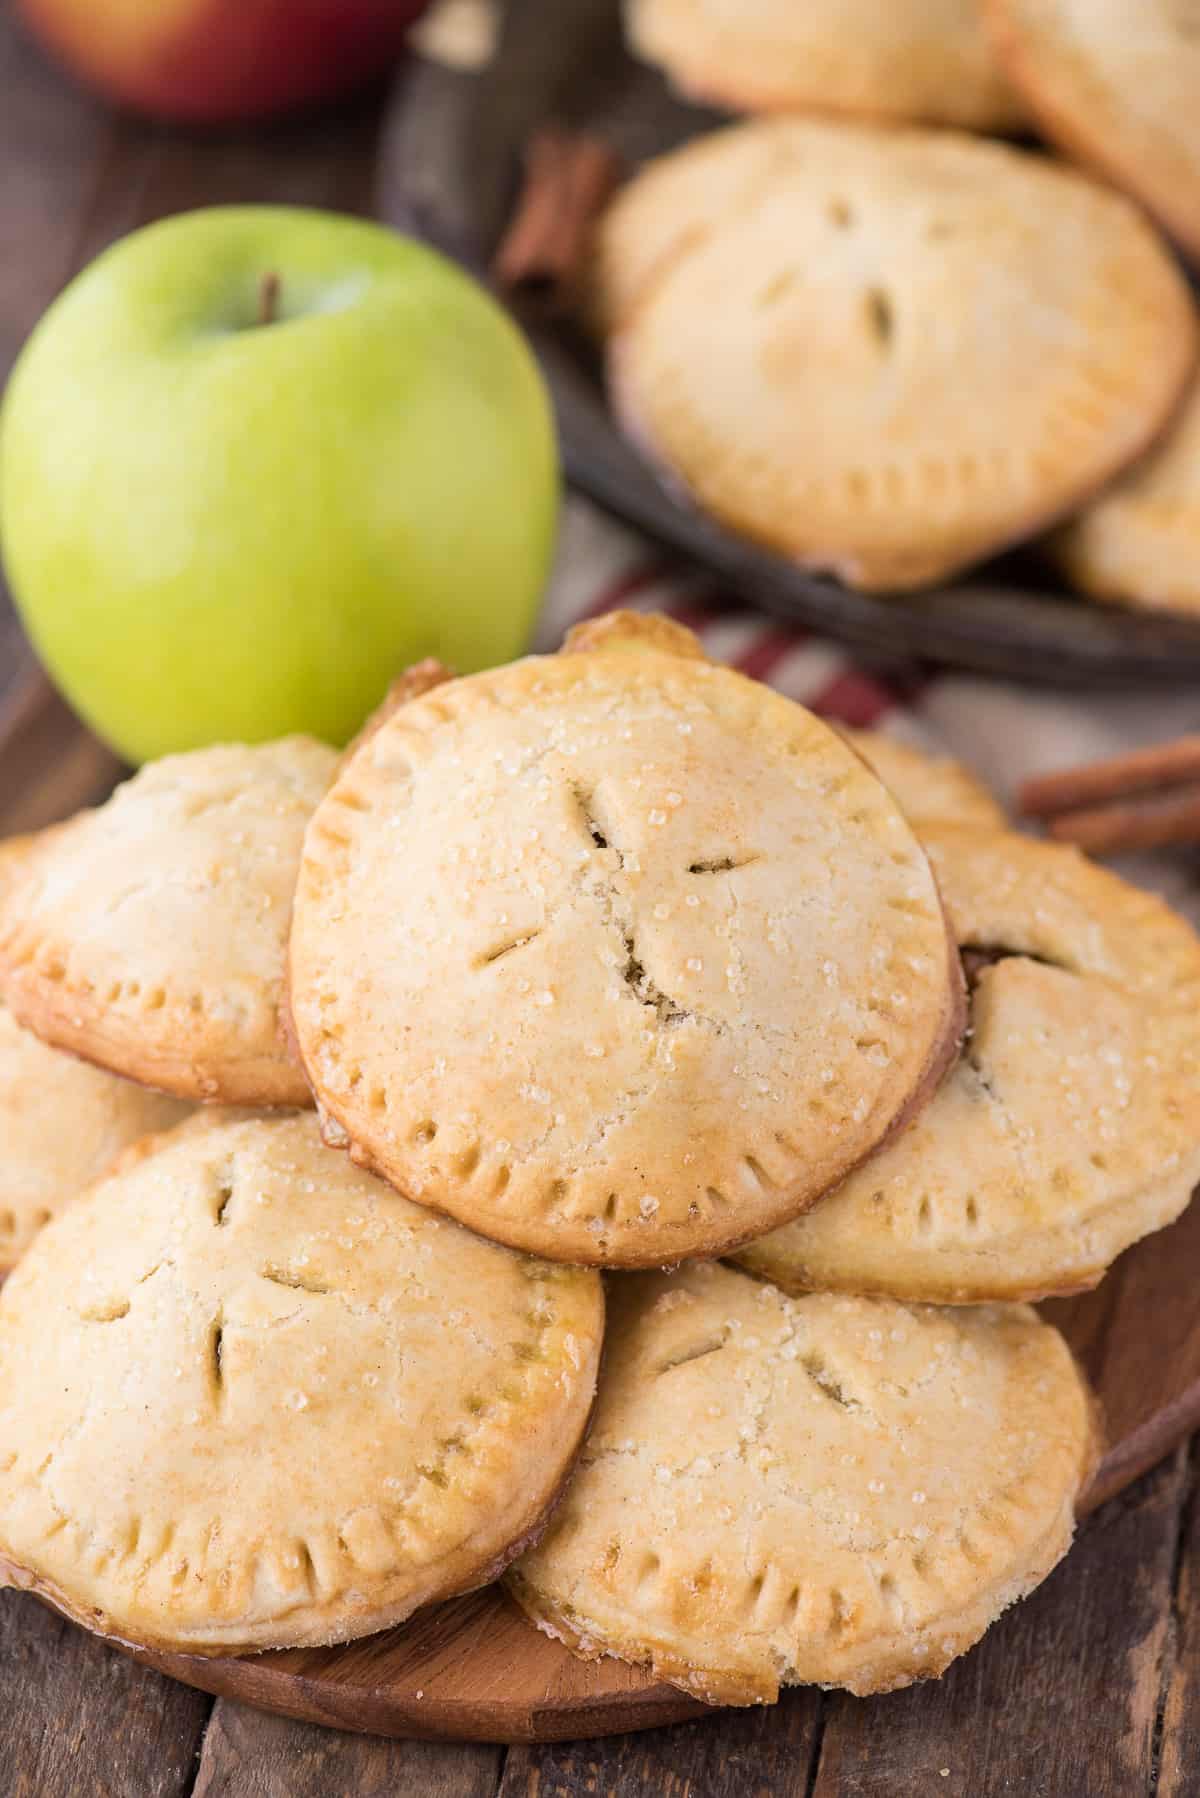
[0,1589,211,1798]
[0,13,138,815]
[192,1701,503,1798]
[499,1687,823,1797]
[0,13,115,374]
[2,4,1200,1793]
[1154,1443,1200,1798]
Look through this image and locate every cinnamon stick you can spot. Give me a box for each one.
[1019,735,1200,819]
[493,126,621,304]
[1042,789,1200,857]
[1018,735,1200,856]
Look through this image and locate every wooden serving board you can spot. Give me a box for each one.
[5,607,1200,1745]
[1,641,1199,1748]
[377,0,1200,688]
[126,1187,1200,1743]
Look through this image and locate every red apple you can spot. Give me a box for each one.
[15,0,431,124]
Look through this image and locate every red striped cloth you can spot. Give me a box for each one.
[543,514,928,729]
[535,496,1200,924]
[549,545,916,728]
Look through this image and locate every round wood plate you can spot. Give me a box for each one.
[375,0,1200,688]
[94,9,1200,1735]
[131,1192,1200,1742]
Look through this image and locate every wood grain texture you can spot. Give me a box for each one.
[0,671,123,834]
[1045,1195,1200,1513]
[3,4,1200,1788]
[499,1687,822,1797]
[1154,1446,1200,1798]
[135,1589,710,1743]
[192,1700,503,1798]
[0,11,114,377]
[0,1588,211,1798]
[0,8,126,822]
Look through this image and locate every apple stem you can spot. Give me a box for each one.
[258,272,281,327]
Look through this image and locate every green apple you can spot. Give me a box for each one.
[0,206,558,763]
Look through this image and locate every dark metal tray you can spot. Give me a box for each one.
[378,0,1200,686]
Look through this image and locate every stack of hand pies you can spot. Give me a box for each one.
[1,613,1197,1705]
[586,0,1200,616]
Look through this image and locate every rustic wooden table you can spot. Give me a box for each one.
[1,10,1199,1794]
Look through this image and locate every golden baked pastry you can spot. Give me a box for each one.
[562,610,708,661]
[509,1263,1098,1701]
[289,623,963,1265]
[1055,377,1200,617]
[840,730,1006,830]
[588,125,789,338]
[342,658,455,761]
[0,1003,188,1272]
[0,738,337,1106]
[603,119,1195,591]
[571,618,1006,827]
[629,0,1024,132]
[0,1111,604,1654]
[736,826,1200,1303]
[986,0,1200,261]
